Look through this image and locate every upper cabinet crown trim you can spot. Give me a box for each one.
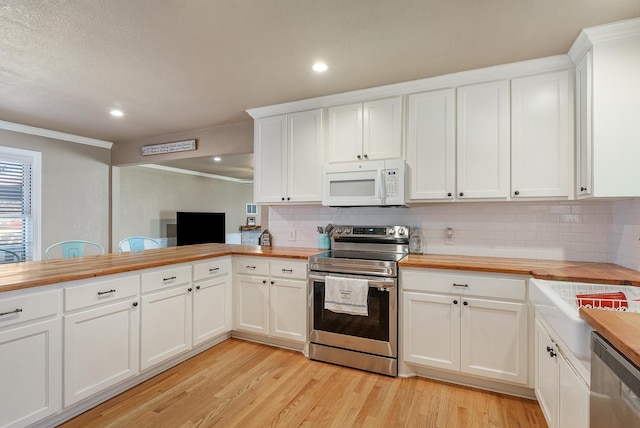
[569,17,640,63]
[246,55,573,119]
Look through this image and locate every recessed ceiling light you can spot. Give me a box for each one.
[213,157,222,162]
[110,109,124,117]
[312,62,328,72]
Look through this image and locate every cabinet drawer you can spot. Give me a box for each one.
[0,289,60,327]
[270,259,307,280]
[193,257,231,282]
[235,257,269,276]
[141,265,192,293]
[401,269,526,300]
[65,275,139,312]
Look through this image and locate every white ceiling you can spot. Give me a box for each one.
[1,1,639,177]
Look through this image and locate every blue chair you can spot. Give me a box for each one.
[45,240,105,260]
[0,248,21,263]
[118,236,160,252]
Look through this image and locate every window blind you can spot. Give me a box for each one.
[0,159,32,263]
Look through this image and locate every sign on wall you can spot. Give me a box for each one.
[141,139,197,156]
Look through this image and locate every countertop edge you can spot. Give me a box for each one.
[580,307,640,369]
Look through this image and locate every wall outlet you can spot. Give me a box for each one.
[445,227,455,245]
[289,229,296,241]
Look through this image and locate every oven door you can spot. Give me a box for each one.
[308,271,397,358]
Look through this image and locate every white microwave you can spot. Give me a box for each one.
[322,159,406,207]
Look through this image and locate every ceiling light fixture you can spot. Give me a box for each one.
[110,109,124,117]
[312,62,328,72]
[213,157,222,162]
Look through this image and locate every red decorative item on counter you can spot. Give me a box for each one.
[576,292,628,310]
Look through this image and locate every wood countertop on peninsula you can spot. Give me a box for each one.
[580,308,640,368]
[0,244,321,293]
[1,247,639,294]
[400,254,640,286]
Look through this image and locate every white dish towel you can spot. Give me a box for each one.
[324,276,369,316]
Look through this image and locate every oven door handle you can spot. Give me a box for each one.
[308,273,395,288]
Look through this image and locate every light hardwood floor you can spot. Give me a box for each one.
[60,338,547,427]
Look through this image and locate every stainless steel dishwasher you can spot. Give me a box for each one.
[590,331,640,427]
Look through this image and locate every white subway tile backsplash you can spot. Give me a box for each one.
[265,199,639,271]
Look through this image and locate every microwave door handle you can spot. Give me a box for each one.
[379,170,386,205]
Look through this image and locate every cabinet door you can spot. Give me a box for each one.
[0,318,61,427]
[558,352,589,428]
[575,51,593,197]
[269,278,307,342]
[402,292,460,371]
[140,286,192,370]
[457,81,510,199]
[535,320,559,428]
[254,115,287,203]
[460,297,527,384]
[511,70,571,198]
[64,299,139,405]
[287,109,323,202]
[234,274,269,335]
[327,103,363,163]
[406,89,456,200]
[363,97,402,161]
[193,275,232,346]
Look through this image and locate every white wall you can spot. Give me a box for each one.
[113,165,256,250]
[265,199,639,270]
[0,129,110,259]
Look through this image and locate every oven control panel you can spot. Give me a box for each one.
[332,225,409,239]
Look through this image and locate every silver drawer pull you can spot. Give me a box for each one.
[209,267,220,272]
[0,308,23,317]
[245,265,256,270]
[163,276,177,281]
[281,269,293,273]
[453,283,469,287]
[97,289,116,296]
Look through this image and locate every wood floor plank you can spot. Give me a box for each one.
[60,338,548,428]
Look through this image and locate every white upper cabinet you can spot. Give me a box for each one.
[327,97,402,163]
[511,70,572,199]
[570,18,640,197]
[456,80,510,199]
[254,109,323,204]
[406,89,456,200]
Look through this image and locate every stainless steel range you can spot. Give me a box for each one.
[308,225,409,377]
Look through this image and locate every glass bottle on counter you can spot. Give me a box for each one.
[409,226,423,254]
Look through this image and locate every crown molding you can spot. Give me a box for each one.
[0,120,113,149]
[246,54,573,119]
[141,164,253,184]
[569,17,640,63]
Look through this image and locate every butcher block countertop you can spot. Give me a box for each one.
[2,246,639,294]
[0,244,320,293]
[400,254,640,286]
[580,308,640,369]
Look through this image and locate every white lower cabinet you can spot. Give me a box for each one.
[535,319,589,428]
[192,257,233,345]
[401,269,528,385]
[234,257,307,343]
[63,275,140,406]
[140,286,192,370]
[0,289,62,427]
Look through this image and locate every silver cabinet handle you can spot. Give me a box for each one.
[0,308,22,317]
[97,289,116,296]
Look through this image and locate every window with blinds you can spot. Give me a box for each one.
[0,156,34,263]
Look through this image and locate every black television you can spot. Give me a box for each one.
[176,212,225,246]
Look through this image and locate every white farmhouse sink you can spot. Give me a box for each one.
[529,278,640,361]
